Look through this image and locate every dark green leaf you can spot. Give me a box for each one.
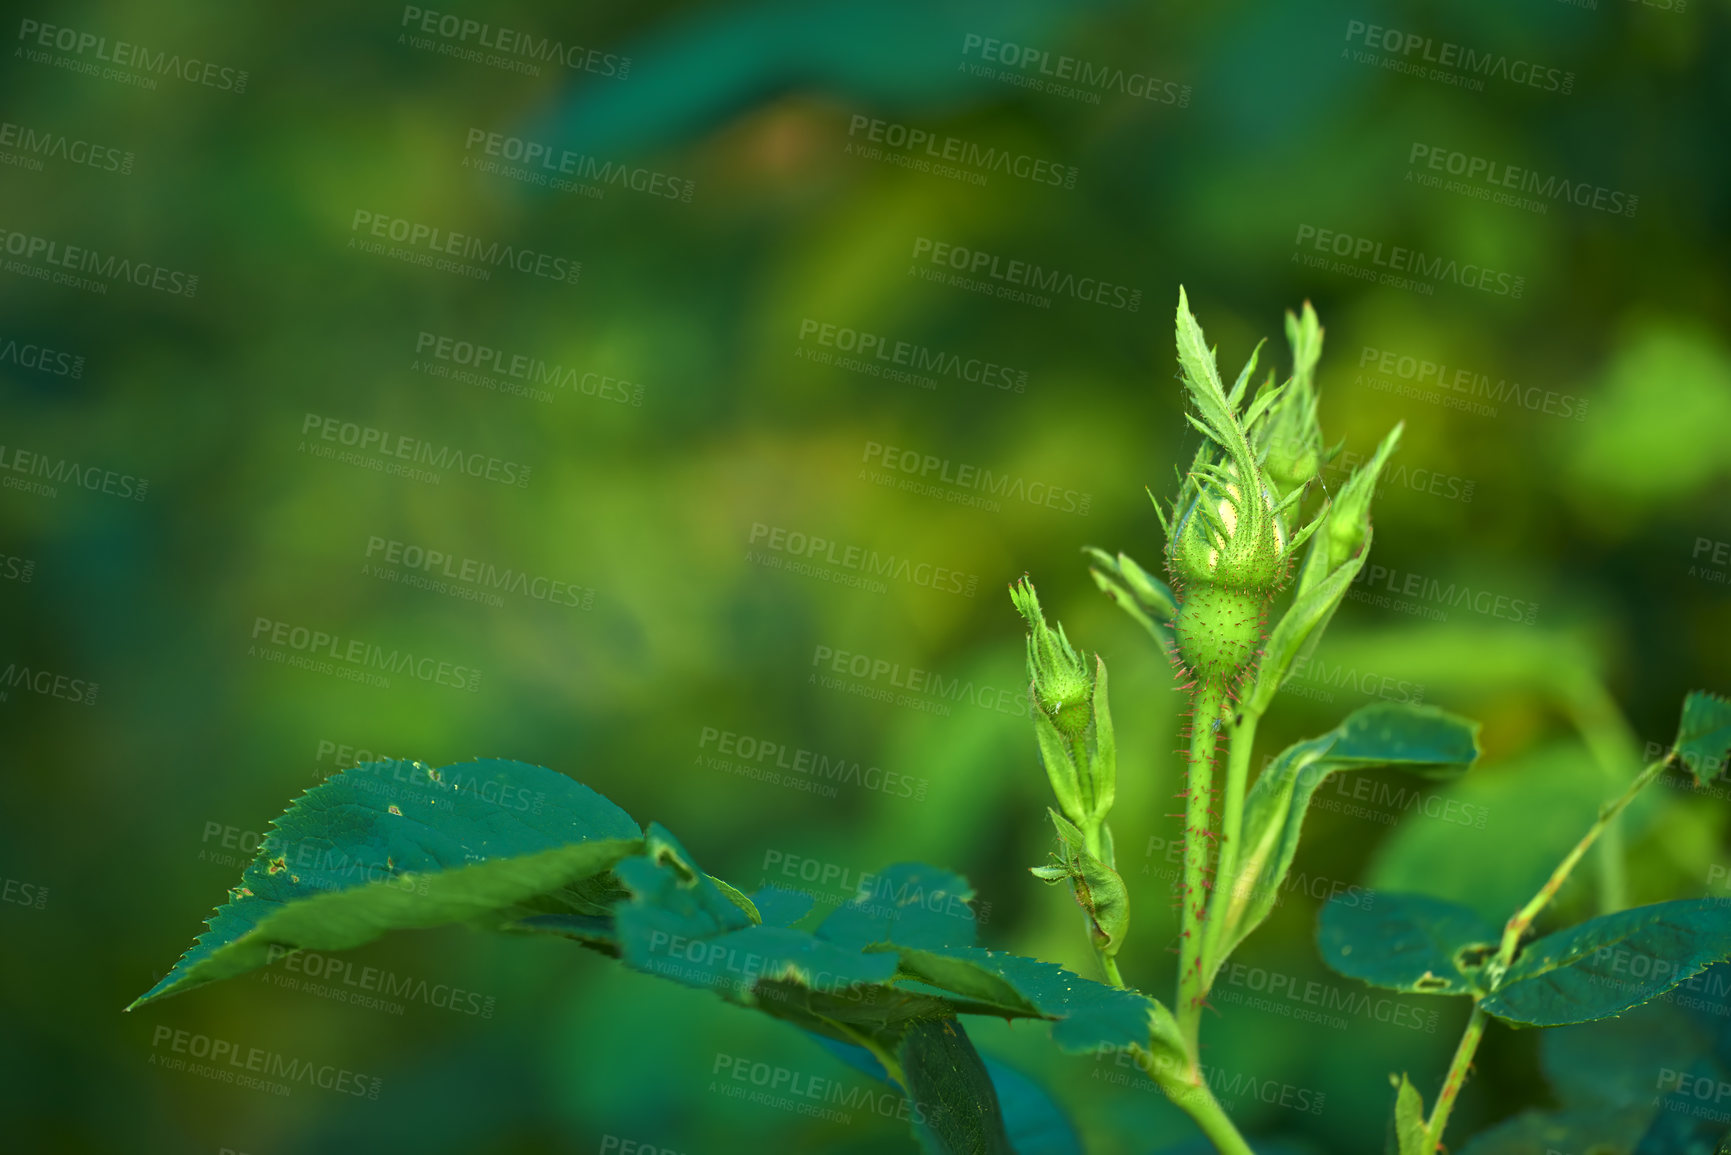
[1674,691,1731,786]
[128,759,644,1009]
[1321,893,1499,996]
[817,863,977,951]
[1455,1106,1650,1155]
[898,1018,1013,1155]
[751,885,816,927]
[1217,703,1481,966]
[889,946,1176,1054]
[810,1036,1082,1155]
[1483,899,1731,1026]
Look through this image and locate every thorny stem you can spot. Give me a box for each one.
[1420,749,1677,1151]
[1422,1003,1486,1150]
[1135,1047,1257,1155]
[1177,681,1225,1059]
[1201,705,1261,983]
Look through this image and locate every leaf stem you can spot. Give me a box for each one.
[1177,681,1225,1056]
[1492,753,1673,972]
[1421,749,1676,1153]
[1137,1046,1257,1155]
[1421,1003,1485,1150]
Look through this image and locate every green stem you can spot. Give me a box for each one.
[1492,753,1673,972]
[1201,706,1260,984]
[1553,670,1643,914]
[1421,750,1676,1152]
[1177,681,1225,1055]
[1137,1047,1256,1155]
[1099,952,1124,988]
[1422,1004,1486,1150]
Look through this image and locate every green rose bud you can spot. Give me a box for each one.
[1010,578,1092,738]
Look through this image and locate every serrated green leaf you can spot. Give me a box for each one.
[128,759,644,1010]
[889,946,1172,1054]
[1482,899,1731,1027]
[750,885,816,928]
[1216,703,1481,967]
[1392,1073,1429,1155]
[1674,691,1731,786]
[1321,893,1499,996]
[817,863,977,952]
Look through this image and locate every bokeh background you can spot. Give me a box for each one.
[4,1,1730,1152]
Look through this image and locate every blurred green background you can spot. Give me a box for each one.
[3,1,1730,1152]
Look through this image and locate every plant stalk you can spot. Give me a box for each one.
[1493,753,1672,970]
[1137,1047,1257,1155]
[1421,750,1676,1152]
[1201,706,1260,982]
[1177,681,1225,1056]
[1422,1003,1486,1149]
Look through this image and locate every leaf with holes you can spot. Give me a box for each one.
[1674,690,1731,786]
[1320,892,1500,996]
[128,759,645,1010]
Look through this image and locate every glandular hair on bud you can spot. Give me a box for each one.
[1173,583,1266,685]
